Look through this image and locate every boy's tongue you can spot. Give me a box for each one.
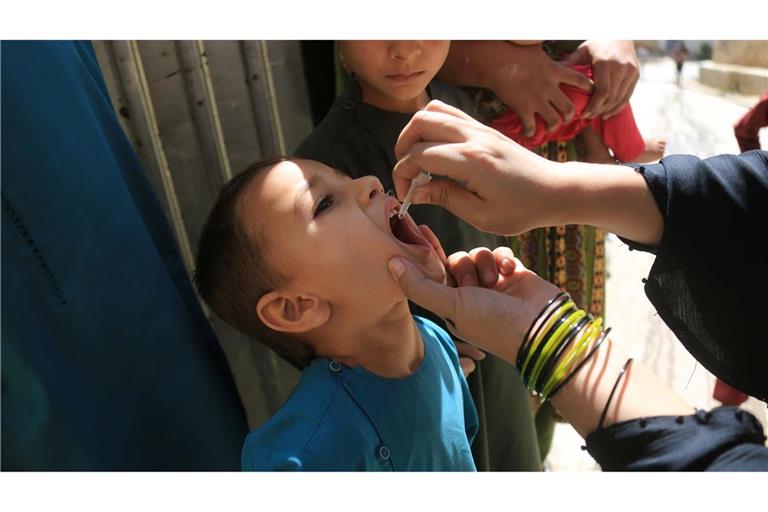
[391,213,431,250]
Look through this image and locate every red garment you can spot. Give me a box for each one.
[733,90,768,153]
[714,378,749,406]
[489,64,646,162]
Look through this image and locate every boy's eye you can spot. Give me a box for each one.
[313,195,334,217]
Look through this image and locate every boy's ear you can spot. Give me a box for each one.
[257,291,331,334]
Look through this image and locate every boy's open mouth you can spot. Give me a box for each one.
[387,204,432,251]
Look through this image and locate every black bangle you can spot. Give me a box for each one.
[536,315,591,394]
[548,327,613,400]
[522,303,577,386]
[516,292,568,368]
[597,358,634,431]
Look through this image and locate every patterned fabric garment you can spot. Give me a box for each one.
[469,39,605,318]
[510,140,606,319]
[470,87,606,318]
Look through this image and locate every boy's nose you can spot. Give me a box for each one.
[354,176,385,206]
[390,41,421,62]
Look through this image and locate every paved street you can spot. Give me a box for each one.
[545,56,768,471]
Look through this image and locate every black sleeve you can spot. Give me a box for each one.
[620,151,768,400]
[585,406,768,471]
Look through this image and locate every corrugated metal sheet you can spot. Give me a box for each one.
[93,40,313,428]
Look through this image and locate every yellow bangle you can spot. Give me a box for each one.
[541,317,603,398]
[538,315,592,396]
[528,309,586,392]
[542,317,602,397]
[521,300,575,376]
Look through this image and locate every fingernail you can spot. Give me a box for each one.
[461,275,475,287]
[483,269,496,285]
[500,258,514,274]
[388,258,405,279]
[477,350,486,360]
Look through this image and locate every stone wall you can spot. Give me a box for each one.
[713,41,768,68]
[700,40,768,95]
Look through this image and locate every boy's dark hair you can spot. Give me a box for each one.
[194,156,314,370]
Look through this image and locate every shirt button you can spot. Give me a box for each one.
[342,99,355,110]
[376,444,391,461]
[329,360,342,373]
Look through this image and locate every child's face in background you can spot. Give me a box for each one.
[240,159,445,327]
[339,41,450,112]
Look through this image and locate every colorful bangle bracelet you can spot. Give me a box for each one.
[541,317,603,399]
[547,327,613,401]
[539,318,592,399]
[537,314,591,395]
[528,309,586,393]
[517,292,569,368]
[521,302,576,385]
[521,300,576,377]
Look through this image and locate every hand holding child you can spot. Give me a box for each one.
[390,241,561,364]
[564,40,640,119]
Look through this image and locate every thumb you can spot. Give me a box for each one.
[388,257,457,320]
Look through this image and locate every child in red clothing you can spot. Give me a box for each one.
[479,63,665,163]
[733,90,768,152]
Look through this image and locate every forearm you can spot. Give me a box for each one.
[547,161,664,246]
[550,338,693,437]
[438,41,520,89]
[471,303,694,437]
[480,309,693,437]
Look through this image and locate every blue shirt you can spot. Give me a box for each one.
[242,316,478,471]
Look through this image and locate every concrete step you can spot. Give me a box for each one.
[699,61,768,96]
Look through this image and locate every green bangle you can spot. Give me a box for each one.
[517,292,569,368]
[537,314,591,395]
[521,300,575,376]
[541,317,603,399]
[529,309,586,393]
[539,317,593,397]
[547,327,612,401]
[522,302,576,386]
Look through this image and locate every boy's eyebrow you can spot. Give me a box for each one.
[292,168,349,219]
[293,173,323,219]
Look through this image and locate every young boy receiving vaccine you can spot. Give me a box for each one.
[194,157,477,470]
[294,40,542,471]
